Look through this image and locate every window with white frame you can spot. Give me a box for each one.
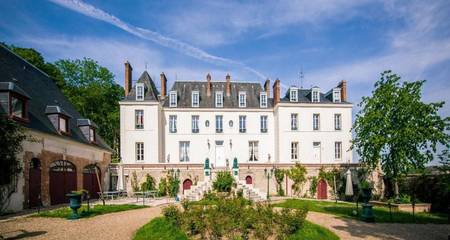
[59,116,68,133]
[135,110,144,129]
[334,114,342,130]
[260,92,267,108]
[215,91,223,108]
[249,141,259,161]
[89,127,95,142]
[136,142,144,161]
[312,88,320,102]
[239,91,246,107]
[313,114,320,130]
[179,141,190,162]
[192,115,199,133]
[136,83,144,101]
[216,115,223,133]
[192,91,199,107]
[260,115,268,133]
[169,91,177,107]
[291,113,298,130]
[290,88,298,102]
[169,115,177,133]
[239,115,246,133]
[291,142,299,161]
[333,89,341,103]
[335,141,342,160]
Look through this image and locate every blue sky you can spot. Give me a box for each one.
[1,1,450,116]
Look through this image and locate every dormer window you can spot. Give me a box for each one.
[215,91,223,108]
[260,92,267,108]
[312,88,320,103]
[239,91,246,108]
[77,119,97,143]
[136,83,145,101]
[169,91,177,107]
[290,88,298,102]
[192,91,199,107]
[0,82,30,121]
[46,105,71,135]
[333,88,341,103]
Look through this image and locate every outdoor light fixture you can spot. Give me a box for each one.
[264,167,274,201]
[229,139,232,149]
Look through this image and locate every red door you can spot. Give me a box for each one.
[245,176,252,185]
[317,179,328,199]
[49,160,77,205]
[83,165,100,199]
[29,159,41,208]
[183,179,193,194]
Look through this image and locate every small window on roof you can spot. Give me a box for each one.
[59,116,69,134]
[170,91,177,107]
[192,91,199,107]
[260,92,267,108]
[136,83,145,101]
[290,88,298,102]
[215,91,223,108]
[333,88,341,103]
[312,88,320,103]
[239,91,246,108]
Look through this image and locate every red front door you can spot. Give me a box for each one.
[317,179,328,199]
[183,179,193,194]
[245,176,252,185]
[29,166,41,208]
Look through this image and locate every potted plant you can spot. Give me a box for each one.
[66,190,83,219]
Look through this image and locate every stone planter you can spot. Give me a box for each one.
[66,193,82,220]
[370,201,431,213]
[361,188,372,204]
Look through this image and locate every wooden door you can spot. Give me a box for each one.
[28,159,41,208]
[49,160,77,205]
[317,179,328,199]
[245,176,252,185]
[183,179,193,194]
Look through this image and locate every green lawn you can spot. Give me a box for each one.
[134,217,338,240]
[276,199,448,224]
[36,204,146,219]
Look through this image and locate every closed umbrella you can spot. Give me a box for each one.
[345,169,353,196]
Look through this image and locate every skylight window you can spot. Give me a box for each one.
[290,88,298,102]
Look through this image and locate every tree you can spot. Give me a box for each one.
[274,168,285,196]
[288,163,307,197]
[352,70,450,197]
[54,58,124,161]
[0,117,27,212]
[141,174,156,191]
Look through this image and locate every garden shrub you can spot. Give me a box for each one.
[212,171,235,192]
[274,168,285,196]
[131,171,140,192]
[167,174,180,197]
[158,178,168,196]
[162,205,182,227]
[140,174,156,191]
[309,176,318,198]
[288,163,307,196]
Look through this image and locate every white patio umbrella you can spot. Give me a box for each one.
[345,169,354,196]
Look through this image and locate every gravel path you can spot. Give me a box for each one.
[307,211,450,240]
[0,206,162,240]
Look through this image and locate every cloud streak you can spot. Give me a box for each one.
[48,0,266,79]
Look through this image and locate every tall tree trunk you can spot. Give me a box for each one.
[394,179,399,198]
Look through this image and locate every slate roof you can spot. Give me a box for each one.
[0,45,111,151]
[281,88,351,104]
[162,81,274,109]
[122,71,159,102]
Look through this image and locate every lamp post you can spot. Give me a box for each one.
[264,167,274,201]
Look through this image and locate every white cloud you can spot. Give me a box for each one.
[48,0,266,80]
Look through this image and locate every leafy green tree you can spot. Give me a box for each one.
[352,70,450,197]
[274,168,285,196]
[141,174,156,191]
[288,163,307,197]
[212,171,235,193]
[0,117,27,212]
[158,178,168,196]
[54,58,124,161]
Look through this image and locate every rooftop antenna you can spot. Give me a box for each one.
[299,66,304,89]
[145,62,148,71]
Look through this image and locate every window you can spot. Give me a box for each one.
[312,89,320,102]
[291,142,299,161]
[313,114,320,130]
[290,88,298,102]
[59,116,68,133]
[169,115,177,133]
[179,141,190,162]
[192,91,199,107]
[215,91,223,108]
[135,110,144,129]
[333,89,341,103]
[216,115,223,133]
[89,127,95,142]
[0,92,8,114]
[169,91,177,107]
[260,92,267,108]
[239,115,246,133]
[291,113,298,130]
[136,142,144,161]
[249,141,259,161]
[192,115,199,133]
[239,91,246,108]
[334,114,342,130]
[335,142,342,160]
[136,83,144,101]
[260,115,268,133]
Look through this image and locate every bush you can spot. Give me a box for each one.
[274,168,285,196]
[212,171,235,192]
[276,207,308,238]
[162,205,182,227]
[158,178,168,196]
[309,176,318,198]
[141,174,156,191]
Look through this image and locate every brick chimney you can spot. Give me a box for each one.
[264,79,270,96]
[337,80,347,102]
[124,61,132,96]
[225,74,231,97]
[273,78,281,105]
[160,72,167,99]
[206,73,212,97]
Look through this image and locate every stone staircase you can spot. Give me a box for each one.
[235,178,267,202]
[184,180,213,201]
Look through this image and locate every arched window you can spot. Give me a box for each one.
[83,164,99,174]
[49,160,76,172]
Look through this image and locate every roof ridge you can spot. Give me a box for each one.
[0,44,52,79]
